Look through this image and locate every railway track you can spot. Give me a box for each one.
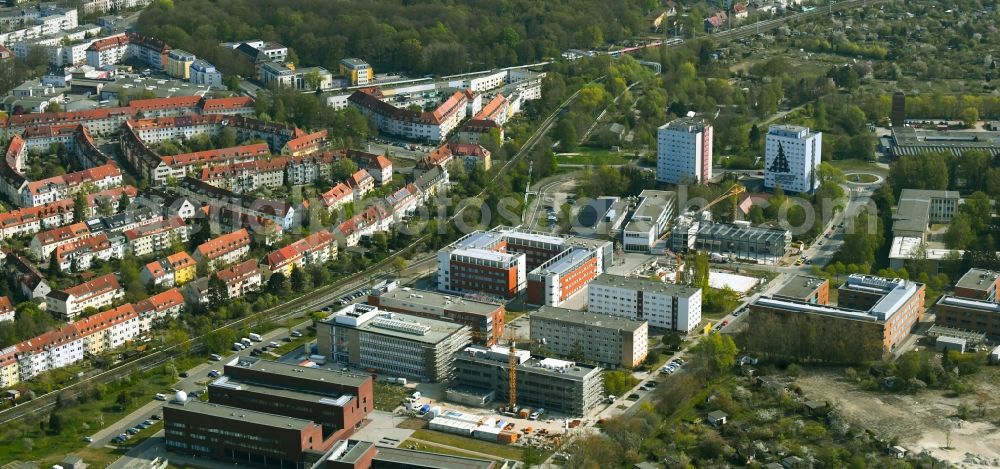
[0,80,591,425]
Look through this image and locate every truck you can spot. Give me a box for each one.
[248,333,262,342]
[308,354,327,365]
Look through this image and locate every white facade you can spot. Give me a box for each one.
[764,125,822,194]
[656,118,713,185]
[190,59,223,86]
[587,275,703,332]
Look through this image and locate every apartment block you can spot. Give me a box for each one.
[531,306,648,369]
[451,345,604,416]
[193,228,251,271]
[316,304,471,382]
[214,260,263,300]
[123,216,188,257]
[264,230,337,277]
[764,124,822,194]
[339,58,372,86]
[46,273,124,320]
[774,275,830,305]
[588,274,703,332]
[368,287,505,346]
[656,117,713,184]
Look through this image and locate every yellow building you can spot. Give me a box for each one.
[167,251,196,286]
[339,58,372,86]
[0,351,19,388]
[167,49,197,80]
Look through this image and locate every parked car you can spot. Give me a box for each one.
[179,372,188,378]
[150,414,161,420]
[628,393,641,400]
[154,393,167,401]
[83,436,93,442]
[209,354,222,361]
[290,330,303,338]
[208,370,220,378]
[269,341,279,348]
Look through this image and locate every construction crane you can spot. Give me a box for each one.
[675,183,746,285]
[505,336,545,412]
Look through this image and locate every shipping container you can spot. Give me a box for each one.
[429,417,476,436]
[309,354,327,365]
[497,431,519,444]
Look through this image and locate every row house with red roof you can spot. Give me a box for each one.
[335,204,391,248]
[46,273,125,320]
[73,304,140,357]
[264,230,337,277]
[86,32,170,70]
[140,251,196,288]
[214,259,263,299]
[134,288,185,330]
[4,250,51,300]
[321,183,354,213]
[0,296,13,322]
[281,130,328,156]
[21,163,122,207]
[347,169,375,201]
[193,228,251,272]
[54,231,126,271]
[347,89,469,142]
[29,221,90,259]
[0,187,136,242]
[123,216,189,257]
[13,325,87,382]
[345,149,393,185]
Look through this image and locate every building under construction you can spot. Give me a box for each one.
[450,345,604,416]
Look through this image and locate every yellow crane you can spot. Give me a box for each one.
[676,183,746,284]
[505,337,546,411]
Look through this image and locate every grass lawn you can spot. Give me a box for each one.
[269,336,312,357]
[0,363,178,463]
[829,159,885,173]
[410,429,527,461]
[401,438,503,461]
[555,147,632,166]
[844,172,880,183]
[373,381,409,411]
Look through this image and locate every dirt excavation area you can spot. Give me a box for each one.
[796,370,1000,467]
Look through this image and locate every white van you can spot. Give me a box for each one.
[411,391,421,400]
[241,338,252,347]
[248,333,262,342]
[233,342,245,351]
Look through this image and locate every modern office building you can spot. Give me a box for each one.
[436,227,612,302]
[587,273,703,332]
[764,125,822,194]
[163,358,375,468]
[339,58,372,86]
[954,269,1000,302]
[211,357,373,442]
[750,274,926,359]
[164,399,332,467]
[367,287,505,346]
[933,296,1000,341]
[693,221,791,264]
[656,117,713,185]
[621,190,676,253]
[774,275,830,305]
[452,345,604,416]
[531,306,648,369]
[166,49,195,79]
[316,304,470,382]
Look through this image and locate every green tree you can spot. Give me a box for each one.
[555,118,578,152]
[961,106,980,128]
[73,192,87,222]
[959,191,992,234]
[116,390,131,411]
[48,412,63,434]
[290,265,308,292]
[267,272,290,297]
[945,213,975,249]
[692,333,738,376]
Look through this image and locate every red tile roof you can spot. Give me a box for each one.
[134,288,184,316]
[321,183,353,207]
[33,222,90,248]
[162,143,270,168]
[215,259,260,284]
[195,228,250,261]
[61,273,121,299]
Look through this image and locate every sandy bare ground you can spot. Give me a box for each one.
[796,370,1000,468]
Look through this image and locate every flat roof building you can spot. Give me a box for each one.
[212,357,373,443]
[694,221,791,264]
[889,126,1000,158]
[587,273,702,332]
[774,275,830,305]
[316,304,470,382]
[656,117,713,185]
[749,274,926,361]
[953,269,1000,302]
[934,295,1000,342]
[892,189,961,240]
[313,439,497,469]
[622,190,676,253]
[163,399,332,467]
[368,287,505,346]
[452,345,604,416]
[436,227,611,303]
[531,306,649,369]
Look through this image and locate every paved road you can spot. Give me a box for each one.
[88,325,302,449]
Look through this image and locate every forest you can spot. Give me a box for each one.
[136,0,660,76]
